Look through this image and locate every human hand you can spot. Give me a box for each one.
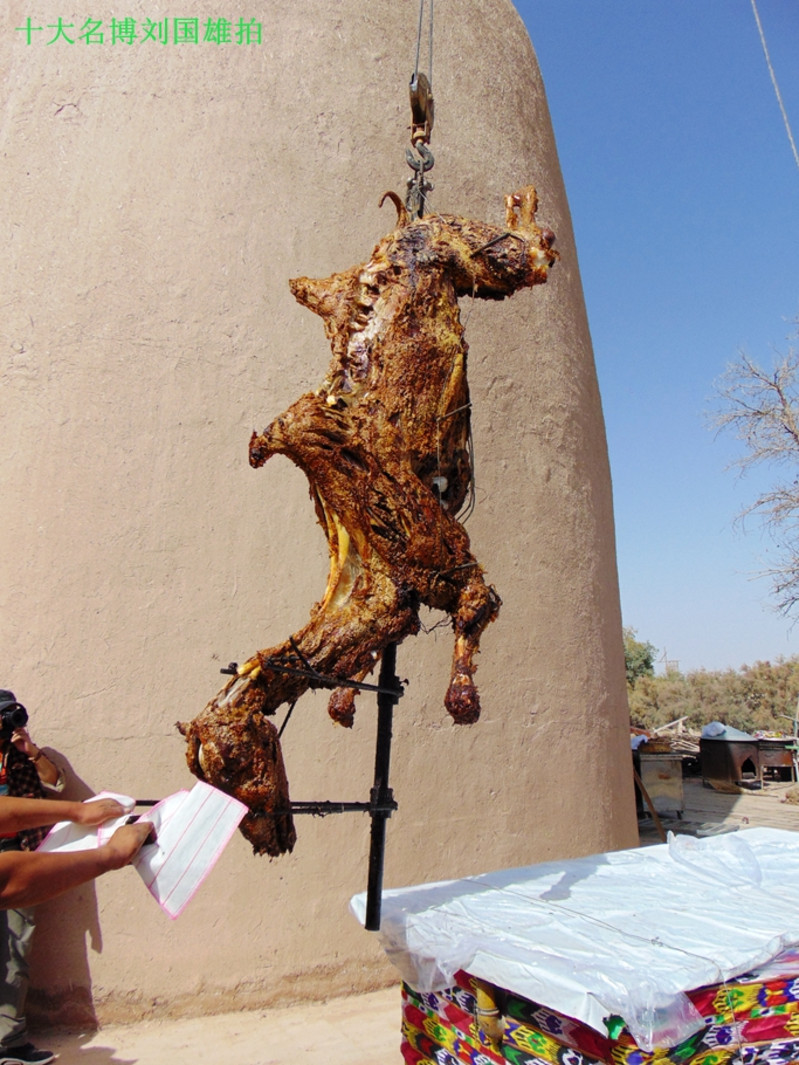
[74,798,134,827]
[102,821,155,869]
[10,728,36,758]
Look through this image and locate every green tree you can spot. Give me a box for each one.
[623,627,656,688]
[627,656,799,734]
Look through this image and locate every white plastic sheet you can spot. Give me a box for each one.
[350,827,799,1051]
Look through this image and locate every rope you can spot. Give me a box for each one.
[406,1,436,219]
[750,0,799,174]
[413,0,434,88]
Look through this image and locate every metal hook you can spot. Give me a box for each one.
[405,141,434,174]
[405,141,435,220]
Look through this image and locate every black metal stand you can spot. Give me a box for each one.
[364,642,400,930]
[210,643,404,930]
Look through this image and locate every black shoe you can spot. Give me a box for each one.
[0,1044,56,1065]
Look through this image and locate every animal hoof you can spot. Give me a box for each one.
[327,687,356,728]
[445,674,481,724]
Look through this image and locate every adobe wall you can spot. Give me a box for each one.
[1,0,638,1025]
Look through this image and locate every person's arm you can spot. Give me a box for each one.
[0,795,132,834]
[0,822,152,907]
[30,750,64,791]
[11,728,63,790]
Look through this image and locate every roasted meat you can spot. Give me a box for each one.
[178,187,557,855]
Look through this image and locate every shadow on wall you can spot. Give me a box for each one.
[27,753,104,1029]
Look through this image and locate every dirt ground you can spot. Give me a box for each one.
[637,774,799,843]
[37,986,401,1065]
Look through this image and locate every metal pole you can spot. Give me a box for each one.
[364,642,400,931]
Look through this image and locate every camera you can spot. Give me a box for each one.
[0,691,28,737]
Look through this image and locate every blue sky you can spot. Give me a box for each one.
[514,0,799,673]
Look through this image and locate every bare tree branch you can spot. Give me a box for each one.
[711,322,799,614]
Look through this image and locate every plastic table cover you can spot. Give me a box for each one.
[350,827,799,1050]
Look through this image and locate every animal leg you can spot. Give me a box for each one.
[445,576,502,724]
[326,662,377,728]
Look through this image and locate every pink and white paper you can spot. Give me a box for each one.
[38,782,247,919]
[132,783,247,918]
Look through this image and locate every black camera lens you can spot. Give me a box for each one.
[0,704,28,734]
[9,706,27,729]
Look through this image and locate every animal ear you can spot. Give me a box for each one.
[504,186,539,230]
[289,269,362,320]
[289,275,334,314]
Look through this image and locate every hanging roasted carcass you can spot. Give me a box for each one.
[177,186,557,856]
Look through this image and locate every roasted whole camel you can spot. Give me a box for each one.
[178,187,557,855]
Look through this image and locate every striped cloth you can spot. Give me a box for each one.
[401,961,799,1065]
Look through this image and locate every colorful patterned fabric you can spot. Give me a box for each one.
[401,963,799,1065]
[2,746,48,850]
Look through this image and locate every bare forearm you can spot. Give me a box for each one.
[0,847,122,908]
[0,797,89,833]
[31,749,62,788]
[0,820,150,908]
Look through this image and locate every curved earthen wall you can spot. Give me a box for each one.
[1,0,637,1024]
